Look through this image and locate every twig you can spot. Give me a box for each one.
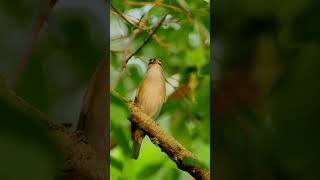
[112,15,167,89]
[152,34,171,48]
[110,4,167,39]
[121,15,167,70]
[110,89,129,103]
[125,0,184,13]
[136,13,146,29]
[111,35,129,41]
[111,4,171,48]
[110,48,130,53]
[110,4,139,29]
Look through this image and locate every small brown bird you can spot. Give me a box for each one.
[131,57,166,159]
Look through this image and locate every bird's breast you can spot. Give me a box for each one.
[135,66,165,119]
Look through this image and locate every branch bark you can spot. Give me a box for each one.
[77,59,108,180]
[0,78,105,180]
[128,103,210,180]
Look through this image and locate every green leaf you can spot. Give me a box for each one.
[162,168,180,180]
[110,156,124,171]
[111,123,131,157]
[137,162,164,179]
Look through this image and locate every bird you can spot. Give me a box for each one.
[131,57,166,159]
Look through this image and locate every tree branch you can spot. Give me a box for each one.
[76,58,108,179]
[110,89,209,179]
[128,102,210,180]
[0,78,105,180]
[110,89,209,178]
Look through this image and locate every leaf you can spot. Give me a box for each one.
[110,102,128,127]
[110,156,124,171]
[111,122,131,157]
[192,75,210,117]
[162,168,180,180]
[137,162,164,179]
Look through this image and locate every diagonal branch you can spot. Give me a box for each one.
[0,77,105,180]
[129,103,210,180]
[110,89,210,180]
[110,3,139,29]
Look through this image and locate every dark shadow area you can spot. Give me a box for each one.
[0,0,107,179]
[213,0,320,180]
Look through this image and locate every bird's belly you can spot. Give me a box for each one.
[137,85,164,119]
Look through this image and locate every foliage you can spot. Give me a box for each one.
[110,0,210,179]
[214,0,320,179]
[0,0,106,179]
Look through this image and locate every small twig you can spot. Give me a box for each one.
[152,34,171,48]
[125,0,184,13]
[134,12,146,31]
[110,89,129,103]
[112,15,167,89]
[111,4,139,29]
[121,15,167,70]
[111,4,171,48]
[110,48,130,53]
[111,4,162,36]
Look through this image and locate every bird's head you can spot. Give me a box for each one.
[148,57,162,67]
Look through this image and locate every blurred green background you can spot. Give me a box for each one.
[214,0,320,180]
[0,0,106,179]
[110,0,210,179]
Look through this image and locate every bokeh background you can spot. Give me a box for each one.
[214,0,320,179]
[110,0,210,179]
[0,0,106,179]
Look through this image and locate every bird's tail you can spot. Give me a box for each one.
[131,123,145,159]
[132,140,141,159]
